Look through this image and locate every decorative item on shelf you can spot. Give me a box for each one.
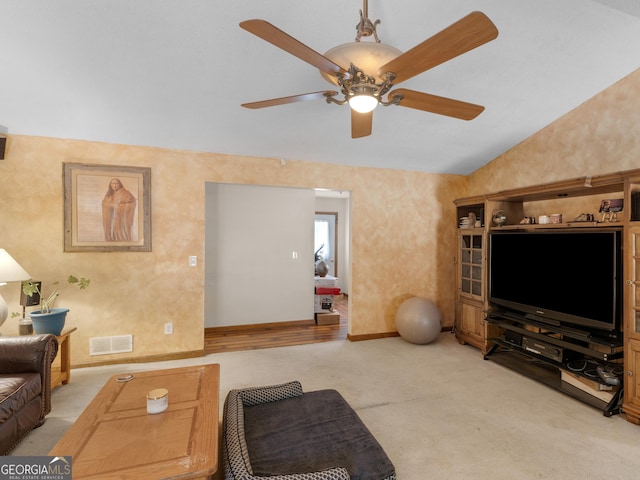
[492,210,507,227]
[0,249,31,331]
[599,198,623,223]
[538,215,551,224]
[519,216,536,224]
[573,213,595,222]
[459,213,482,228]
[22,275,91,335]
[315,260,329,277]
[550,213,563,224]
[314,244,330,277]
[468,212,477,225]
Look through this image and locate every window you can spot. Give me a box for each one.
[314,219,330,262]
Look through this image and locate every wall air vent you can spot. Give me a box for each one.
[89,334,133,356]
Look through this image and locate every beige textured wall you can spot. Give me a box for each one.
[468,68,640,194]
[0,136,465,365]
[5,67,635,366]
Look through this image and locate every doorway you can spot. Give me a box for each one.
[315,212,338,278]
[204,184,350,332]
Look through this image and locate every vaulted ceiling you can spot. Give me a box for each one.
[1,1,639,174]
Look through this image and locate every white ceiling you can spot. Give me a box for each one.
[1,1,639,175]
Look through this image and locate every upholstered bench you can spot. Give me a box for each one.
[222,381,396,480]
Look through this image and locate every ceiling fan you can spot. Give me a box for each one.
[240,1,498,138]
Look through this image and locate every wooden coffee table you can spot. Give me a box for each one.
[50,364,220,479]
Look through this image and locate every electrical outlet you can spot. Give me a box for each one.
[164,322,173,335]
[189,255,197,267]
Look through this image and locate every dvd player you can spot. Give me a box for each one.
[522,337,576,363]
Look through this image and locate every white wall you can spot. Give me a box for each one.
[204,183,315,327]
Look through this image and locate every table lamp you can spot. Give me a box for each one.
[0,249,31,329]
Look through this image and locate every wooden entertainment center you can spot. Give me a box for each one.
[454,168,640,424]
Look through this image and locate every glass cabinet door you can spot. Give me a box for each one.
[460,234,483,300]
[631,230,640,336]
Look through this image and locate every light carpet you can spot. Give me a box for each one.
[8,333,640,479]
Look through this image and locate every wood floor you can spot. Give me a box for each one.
[204,296,348,354]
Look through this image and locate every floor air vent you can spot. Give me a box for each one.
[90,334,133,356]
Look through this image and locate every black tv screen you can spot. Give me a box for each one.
[488,229,622,335]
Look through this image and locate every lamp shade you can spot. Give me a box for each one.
[0,249,31,283]
[0,249,31,329]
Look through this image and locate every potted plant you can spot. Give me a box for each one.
[23,275,90,335]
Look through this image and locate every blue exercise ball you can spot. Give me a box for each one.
[395,297,442,344]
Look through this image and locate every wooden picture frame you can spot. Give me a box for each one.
[64,163,151,252]
[599,198,623,213]
[599,198,623,223]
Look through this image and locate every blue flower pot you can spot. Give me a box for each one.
[30,308,69,336]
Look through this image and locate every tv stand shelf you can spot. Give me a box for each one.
[491,221,616,231]
[485,340,623,416]
[485,311,624,416]
[487,314,623,361]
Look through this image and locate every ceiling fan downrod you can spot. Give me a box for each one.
[356,0,381,42]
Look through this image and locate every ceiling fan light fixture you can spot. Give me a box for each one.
[349,94,378,113]
[348,85,378,113]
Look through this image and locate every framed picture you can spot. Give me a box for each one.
[599,198,623,223]
[64,163,151,252]
[599,198,623,213]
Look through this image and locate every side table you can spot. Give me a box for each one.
[51,327,77,388]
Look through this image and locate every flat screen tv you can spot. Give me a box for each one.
[488,229,622,337]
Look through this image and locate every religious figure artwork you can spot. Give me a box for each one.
[102,178,137,241]
[64,163,151,252]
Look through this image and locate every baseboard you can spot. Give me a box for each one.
[205,319,315,334]
[72,349,206,369]
[348,326,452,342]
[347,332,400,341]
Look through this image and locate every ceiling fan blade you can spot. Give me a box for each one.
[378,11,498,84]
[389,88,485,120]
[351,109,373,138]
[242,91,337,109]
[240,19,348,77]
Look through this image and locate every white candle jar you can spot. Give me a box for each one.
[146,388,169,414]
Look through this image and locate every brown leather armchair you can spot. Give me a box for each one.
[0,334,58,455]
